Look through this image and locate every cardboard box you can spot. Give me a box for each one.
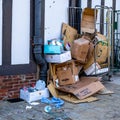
[45,51,71,63]
[62,23,78,49]
[81,32,95,41]
[81,8,97,33]
[92,67,108,75]
[83,55,94,70]
[51,60,83,86]
[56,67,77,86]
[71,38,90,63]
[44,45,62,54]
[57,77,104,100]
[96,33,107,41]
[20,88,49,103]
[96,40,108,64]
[86,42,94,61]
[84,62,101,75]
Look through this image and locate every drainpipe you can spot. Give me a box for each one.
[33,0,47,83]
[77,0,81,7]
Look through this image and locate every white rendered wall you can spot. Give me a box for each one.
[0,0,2,65]
[116,0,120,10]
[11,0,30,65]
[105,0,112,8]
[92,0,101,8]
[81,0,87,9]
[44,0,69,44]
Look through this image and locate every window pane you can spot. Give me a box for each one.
[11,0,30,65]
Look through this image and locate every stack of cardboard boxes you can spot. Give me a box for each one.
[44,8,109,103]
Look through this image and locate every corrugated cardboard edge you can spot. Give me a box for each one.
[98,87,114,95]
[59,95,98,104]
[47,82,98,104]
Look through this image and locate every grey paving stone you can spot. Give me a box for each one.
[0,76,120,120]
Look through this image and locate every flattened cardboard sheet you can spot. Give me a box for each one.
[47,82,98,103]
[57,77,104,100]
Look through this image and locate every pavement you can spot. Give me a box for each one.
[0,75,120,120]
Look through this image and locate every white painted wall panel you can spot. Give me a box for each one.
[92,0,101,8]
[0,0,2,65]
[44,0,69,44]
[116,0,120,10]
[81,0,87,9]
[105,0,112,8]
[11,0,30,65]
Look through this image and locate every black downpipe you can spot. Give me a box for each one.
[33,0,47,83]
[76,0,81,7]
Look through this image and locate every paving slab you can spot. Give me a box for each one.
[0,76,120,120]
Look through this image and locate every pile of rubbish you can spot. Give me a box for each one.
[44,7,112,103]
[20,7,113,104]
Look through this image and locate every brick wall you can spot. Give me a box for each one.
[0,73,37,100]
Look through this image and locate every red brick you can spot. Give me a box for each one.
[2,79,13,83]
[0,73,36,100]
[1,85,13,89]
[0,76,5,80]
[11,75,19,79]
[0,89,8,93]
[12,94,19,98]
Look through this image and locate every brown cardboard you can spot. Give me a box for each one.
[59,95,98,103]
[81,8,97,33]
[62,23,78,48]
[98,87,114,95]
[57,77,104,100]
[71,38,90,63]
[50,60,83,86]
[84,62,101,75]
[81,33,95,41]
[96,33,107,41]
[96,40,108,64]
[86,42,94,61]
[83,55,94,70]
[99,62,108,68]
[47,82,98,104]
[56,68,75,86]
